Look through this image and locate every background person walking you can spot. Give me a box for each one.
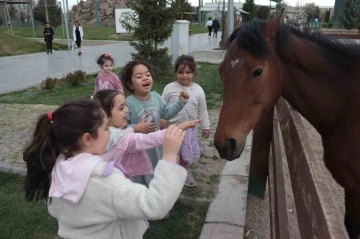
[73,21,84,56]
[205,17,213,38]
[43,22,54,54]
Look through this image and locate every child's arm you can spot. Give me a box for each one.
[159,92,187,120]
[111,126,187,220]
[124,129,166,153]
[198,89,211,138]
[111,160,187,220]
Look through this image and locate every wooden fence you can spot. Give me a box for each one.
[248,97,349,238]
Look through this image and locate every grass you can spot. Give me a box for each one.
[0,33,67,57]
[0,62,223,110]
[144,199,209,239]
[0,24,209,41]
[190,23,209,34]
[0,172,58,239]
[0,26,132,41]
[0,171,209,239]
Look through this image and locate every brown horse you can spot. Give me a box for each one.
[214,15,360,238]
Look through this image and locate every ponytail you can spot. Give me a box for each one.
[23,113,57,202]
[23,99,105,202]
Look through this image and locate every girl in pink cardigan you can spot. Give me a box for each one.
[94,89,200,178]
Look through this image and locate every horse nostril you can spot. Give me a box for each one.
[224,138,236,161]
[215,138,237,161]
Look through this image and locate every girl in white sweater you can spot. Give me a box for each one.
[23,99,187,239]
[161,55,210,187]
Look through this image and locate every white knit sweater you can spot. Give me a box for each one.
[162,81,210,129]
[48,160,187,239]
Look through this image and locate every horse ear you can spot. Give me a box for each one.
[264,8,285,39]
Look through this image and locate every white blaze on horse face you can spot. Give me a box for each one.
[231,58,239,68]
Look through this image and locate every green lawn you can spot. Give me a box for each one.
[0,33,67,57]
[0,62,223,110]
[0,26,132,41]
[0,23,209,41]
[0,171,209,239]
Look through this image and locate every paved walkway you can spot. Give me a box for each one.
[0,33,222,94]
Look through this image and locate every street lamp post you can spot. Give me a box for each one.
[227,0,234,39]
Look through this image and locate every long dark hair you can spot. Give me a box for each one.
[23,99,105,202]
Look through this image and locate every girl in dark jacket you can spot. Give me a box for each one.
[44,22,54,54]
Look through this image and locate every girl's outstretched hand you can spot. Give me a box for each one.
[179,91,190,103]
[177,119,201,130]
[163,125,185,163]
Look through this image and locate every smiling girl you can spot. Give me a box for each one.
[120,60,190,187]
[94,89,200,179]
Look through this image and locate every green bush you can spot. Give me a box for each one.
[74,70,86,81]
[321,23,328,27]
[328,23,333,28]
[40,77,57,90]
[65,70,86,86]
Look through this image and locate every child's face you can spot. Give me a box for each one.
[102,60,113,74]
[88,114,110,155]
[176,64,194,87]
[130,64,153,96]
[46,23,50,28]
[109,93,128,129]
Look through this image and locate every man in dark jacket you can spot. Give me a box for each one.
[212,18,220,38]
[44,22,54,54]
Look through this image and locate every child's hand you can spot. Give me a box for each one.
[133,118,156,133]
[179,91,190,103]
[202,129,210,139]
[163,125,185,163]
[177,119,201,130]
[160,118,168,130]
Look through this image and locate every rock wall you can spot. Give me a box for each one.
[70,0,127,27]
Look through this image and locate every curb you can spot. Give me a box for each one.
[199,131,253,239]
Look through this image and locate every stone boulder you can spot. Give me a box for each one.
[70,0,126,26]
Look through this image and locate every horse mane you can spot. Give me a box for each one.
[227,20,360,63]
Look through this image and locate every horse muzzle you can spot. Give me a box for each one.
[215,138,245,161]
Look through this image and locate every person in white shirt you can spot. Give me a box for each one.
[205,17,213,37]
[73,21,84,56]
[161,55,210,187]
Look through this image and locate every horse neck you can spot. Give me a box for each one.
[279,39,359,137]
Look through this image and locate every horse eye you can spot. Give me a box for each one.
[253,68,263,78]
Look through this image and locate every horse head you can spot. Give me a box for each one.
[215,12,285,161]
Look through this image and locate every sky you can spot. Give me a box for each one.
[67,0,336,11]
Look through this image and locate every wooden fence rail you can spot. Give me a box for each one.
[249,97,349,238]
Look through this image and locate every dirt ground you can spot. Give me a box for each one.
[243,114,345,239]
